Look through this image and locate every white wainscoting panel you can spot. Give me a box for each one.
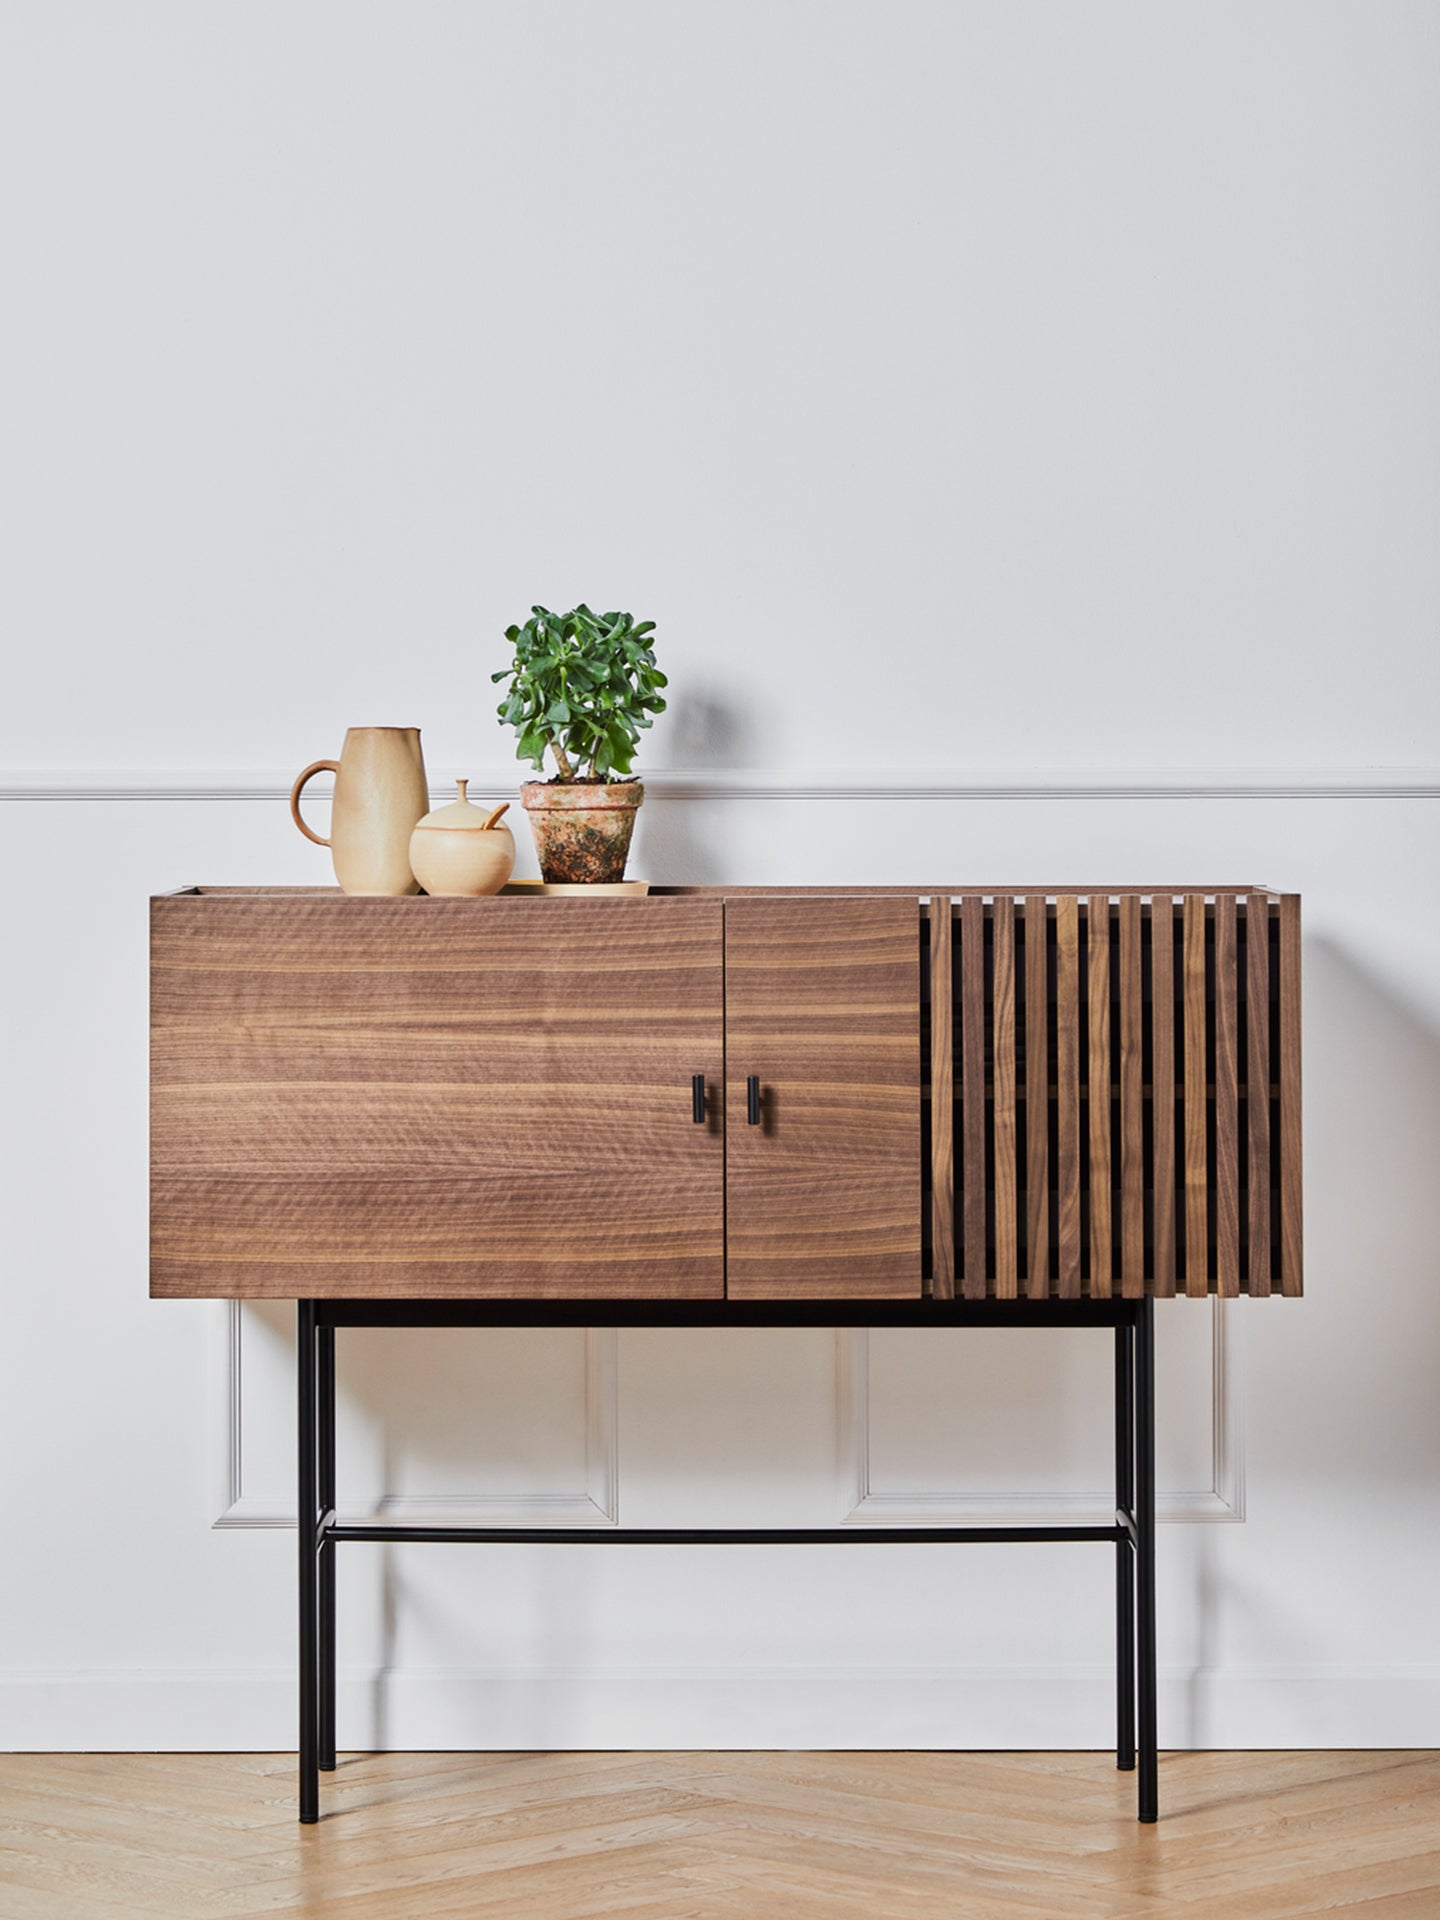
[212,1304,618,1529]
[838,1302,1244,1527]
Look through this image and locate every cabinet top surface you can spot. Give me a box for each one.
[158,883,1289,901]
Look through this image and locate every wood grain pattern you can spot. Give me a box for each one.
[959,896,988,1300]
[1118,894,1144,1299]
[928,900,955,1300]
[1023,896,1050,1300]
[1246,891,1272,1296]
[1086,896,1112,1298]
[1213,895,1240,1296]
[151,886,1301,1303]
[991,898,1018,1299]
[5,1748,1438,1920]
[1054,897,1082,1299]
[1182,895,1209,1297]
[1279,892,1304,1296]
[1150,896,1176,1298]
[151,896,726,1299]
[723,896,921,1300]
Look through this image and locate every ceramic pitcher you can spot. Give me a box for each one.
[290,727,429,895]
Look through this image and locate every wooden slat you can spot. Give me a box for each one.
[1279,893,1304,1295]
[1151,896,1175,1297]
[1055,896,1082,1298]
[992,898,1018,1298]
[1086,896,1112,1297]
[1246,891,1272,1296]
[1024,895,1050,1299]
[1214,894,1239,1296]
[929,899,955,1300]
[1183,894,1209,1296]
[723,895,922,1299]
[960,895,988,1299]
[1118,894,1144,1298]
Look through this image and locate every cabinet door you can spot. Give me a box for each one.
[151,895,724,1298]
[723,896,922,1298]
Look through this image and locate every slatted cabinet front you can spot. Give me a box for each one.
[926,893,1302,1300]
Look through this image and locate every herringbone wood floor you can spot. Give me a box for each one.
[1,1750,1437,1919]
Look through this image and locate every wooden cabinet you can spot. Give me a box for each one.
[150,885,1301,1303]
[150,889,918,1301]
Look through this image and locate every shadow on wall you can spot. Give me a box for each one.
[631,686,756,883]
[631,800,724,886]
[1297,933,1440,1482]
[1182,929,1440,1743]
[364,1427,599,1755]
[663,685,752,768]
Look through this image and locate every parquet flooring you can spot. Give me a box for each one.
[1,1749,1437,1919]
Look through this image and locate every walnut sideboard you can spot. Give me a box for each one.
[150,885,1303,1823]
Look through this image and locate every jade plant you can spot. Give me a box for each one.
[493,604,667,783]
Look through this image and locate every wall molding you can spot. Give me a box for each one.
[211,1303,619,1530]
[837,1298,1243,1526]
[207,1302,1241,1536]
[3,765,1439,802]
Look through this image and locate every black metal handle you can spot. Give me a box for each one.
[692,1074,706,1124]
[746,1074,761,1125]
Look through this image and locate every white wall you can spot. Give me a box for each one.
[2,2,1437,1751]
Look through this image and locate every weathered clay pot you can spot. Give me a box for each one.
[519,780,643,884]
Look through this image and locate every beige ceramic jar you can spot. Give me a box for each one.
[408,783,515,896]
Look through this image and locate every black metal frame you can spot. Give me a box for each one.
[296,1296,1158,1824]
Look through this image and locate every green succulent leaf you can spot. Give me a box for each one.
[491,601,665,783]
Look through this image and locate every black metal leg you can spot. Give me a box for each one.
[297,1301,320,1824]
[318,1323,337,1773]
[280,1297,1161,1826]
[1114,1318,1135,1773]
[1135,1296,1158,1822]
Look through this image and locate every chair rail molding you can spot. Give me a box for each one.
[210,1304,619,1530]
[837,1300,1244,1526]
[5,766,1439,802]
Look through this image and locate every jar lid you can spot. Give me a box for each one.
[414,781,510,832]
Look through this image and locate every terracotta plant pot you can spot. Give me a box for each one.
[519,780,643,884]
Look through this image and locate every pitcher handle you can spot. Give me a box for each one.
[290,761,341,847]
